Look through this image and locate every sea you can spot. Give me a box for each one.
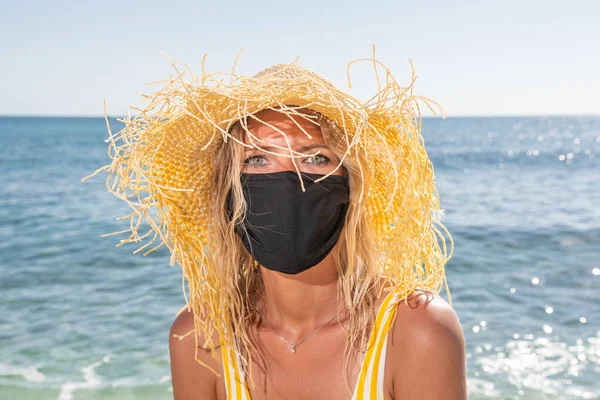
[0,115,598,400]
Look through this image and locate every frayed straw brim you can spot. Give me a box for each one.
[83,47,453,305]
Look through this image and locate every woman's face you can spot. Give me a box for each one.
[242,109,343,176]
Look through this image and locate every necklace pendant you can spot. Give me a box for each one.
[290,345,296,353]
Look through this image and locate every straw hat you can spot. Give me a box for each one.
[84,48,453,336]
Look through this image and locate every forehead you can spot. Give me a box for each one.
[244,109,324,145]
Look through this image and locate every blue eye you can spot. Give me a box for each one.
[305,154,331,165]
[244,155,268,166]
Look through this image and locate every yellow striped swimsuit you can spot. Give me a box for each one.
[220,290,401,399]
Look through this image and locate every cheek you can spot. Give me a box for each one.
[338,166,347,176]
[331,164,346,176]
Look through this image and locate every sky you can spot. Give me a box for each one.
[0,0,598,117]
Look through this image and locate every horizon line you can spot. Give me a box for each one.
[1,113,599,119]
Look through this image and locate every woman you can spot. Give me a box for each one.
[88,56,466,399]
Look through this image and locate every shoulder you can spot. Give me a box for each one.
[386,289,467,400]
[393,289,464,344]
[169,306,223,400]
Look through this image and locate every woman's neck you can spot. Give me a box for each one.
[258,254,343,335]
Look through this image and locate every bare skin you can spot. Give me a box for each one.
[169,109,467,399]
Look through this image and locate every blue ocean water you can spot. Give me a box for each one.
[0,116,598,400]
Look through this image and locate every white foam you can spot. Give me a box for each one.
[0,363,46,382]
[57,360,102,400]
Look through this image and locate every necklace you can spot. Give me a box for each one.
[259,307,345,353]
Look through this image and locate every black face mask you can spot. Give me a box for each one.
[230,171,350,275]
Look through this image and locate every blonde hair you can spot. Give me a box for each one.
[81,50,454,391]
[210,109,382,386]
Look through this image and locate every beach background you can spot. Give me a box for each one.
[1,115,598,399]
[1,0,599,399]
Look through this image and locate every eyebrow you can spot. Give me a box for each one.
[244,143,329,153]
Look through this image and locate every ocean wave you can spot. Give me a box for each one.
[469,332,600,399]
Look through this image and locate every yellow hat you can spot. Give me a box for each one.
[83,49,453,365]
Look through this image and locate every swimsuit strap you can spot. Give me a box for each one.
[351,289,404,400]
[221,338,251,400]
[221,289,406,399]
